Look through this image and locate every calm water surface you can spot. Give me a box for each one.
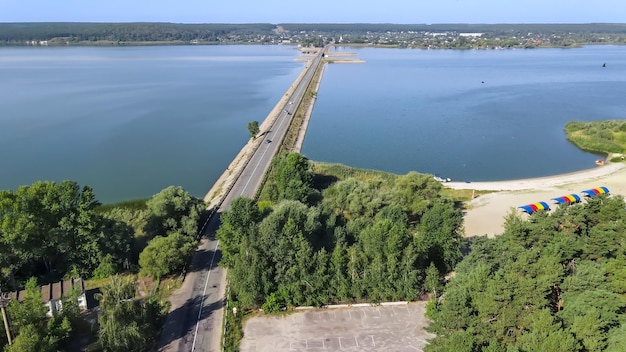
[303,46,626,182]
[0,45,302,203]
[2,46,625,203]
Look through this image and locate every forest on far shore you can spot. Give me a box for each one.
[2,22,625,48]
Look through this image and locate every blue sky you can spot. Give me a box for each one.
[1,0,624,23]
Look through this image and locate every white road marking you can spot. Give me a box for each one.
[191,240,220,351]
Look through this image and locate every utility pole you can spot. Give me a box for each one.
[0,294,11,345]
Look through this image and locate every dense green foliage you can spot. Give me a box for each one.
[219,153,464,310]
[565,120,626,155]
[263,153,317,203]
[96,275,166,352]
[0,182,205,350]
[222,291,245,352]
[143,186,206,240]
[426,195,626,352]
[0,182,205,291]
[139,233,197,279]
[5,278,78,352]
[0,181,131,289]
[247,121,260,139]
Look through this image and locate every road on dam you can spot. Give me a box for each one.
[158,48,325,352]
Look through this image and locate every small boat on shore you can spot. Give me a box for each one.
[434,175,452,182]
[596,159,605,166]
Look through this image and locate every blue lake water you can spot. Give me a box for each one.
[303,45,626,182]
[1,45,625,203]
[0,45,303,203]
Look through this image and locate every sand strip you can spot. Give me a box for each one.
[450,162,626,238]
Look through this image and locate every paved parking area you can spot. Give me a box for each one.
[240,302,434,352]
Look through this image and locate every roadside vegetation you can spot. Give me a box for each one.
[219,152,465,347]
[426,195,626,352]
[247,121,260,139]
[0,181,207,351]
[279,65,323,153]
[565,120,626,158]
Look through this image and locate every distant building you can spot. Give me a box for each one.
[9,278,88,317]
[459,33,484,37]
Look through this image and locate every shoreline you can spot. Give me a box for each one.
[454,161,626,238]
[446,161,625,191]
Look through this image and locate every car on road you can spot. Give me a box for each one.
[266,139,272,143]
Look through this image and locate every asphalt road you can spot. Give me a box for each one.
[158,48,324,352]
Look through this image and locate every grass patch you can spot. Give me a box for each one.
[222,290,255,352]
[155,276,183,301]
[84,273,181,302]
[312,162,398,185]
[96,198,149,213]
[441,187,495,202]
[260,160,489,204]
[565,119,626,155]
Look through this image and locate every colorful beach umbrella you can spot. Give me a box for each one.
[518,201,550,214]
[551,194,581,204]
[581,187,610,197]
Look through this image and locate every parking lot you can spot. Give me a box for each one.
[240,302,434,352]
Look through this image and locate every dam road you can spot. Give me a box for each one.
[158,47,326,352]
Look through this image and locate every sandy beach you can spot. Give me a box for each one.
[445,162,626,238]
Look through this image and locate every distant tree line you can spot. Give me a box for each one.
[2,22,626,47]
[426,195,626,352]
[0,22,275,44]
[278,23,626,35]
[218,153,464,311]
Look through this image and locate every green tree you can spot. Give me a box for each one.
[5,277,73,352]
[139,233,196,279]
[518,309,580,352]
[329,240,350,301]
[416,199,464,272]
[606,324,626,352]
[424,262,443,299]
[144,186,205,239]
[97,275,165,352]
[5,324,54,352]
[272,153,313,203]
[217,197,261,268]
[426,195,626,352]
[6,278,47,332]
[392,171,442,218]
[229,236,267,307]
[0,181,111,285]
[247,121,260,139]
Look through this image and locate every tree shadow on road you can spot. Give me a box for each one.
[157,294,225,351]
[187,246,222,274]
